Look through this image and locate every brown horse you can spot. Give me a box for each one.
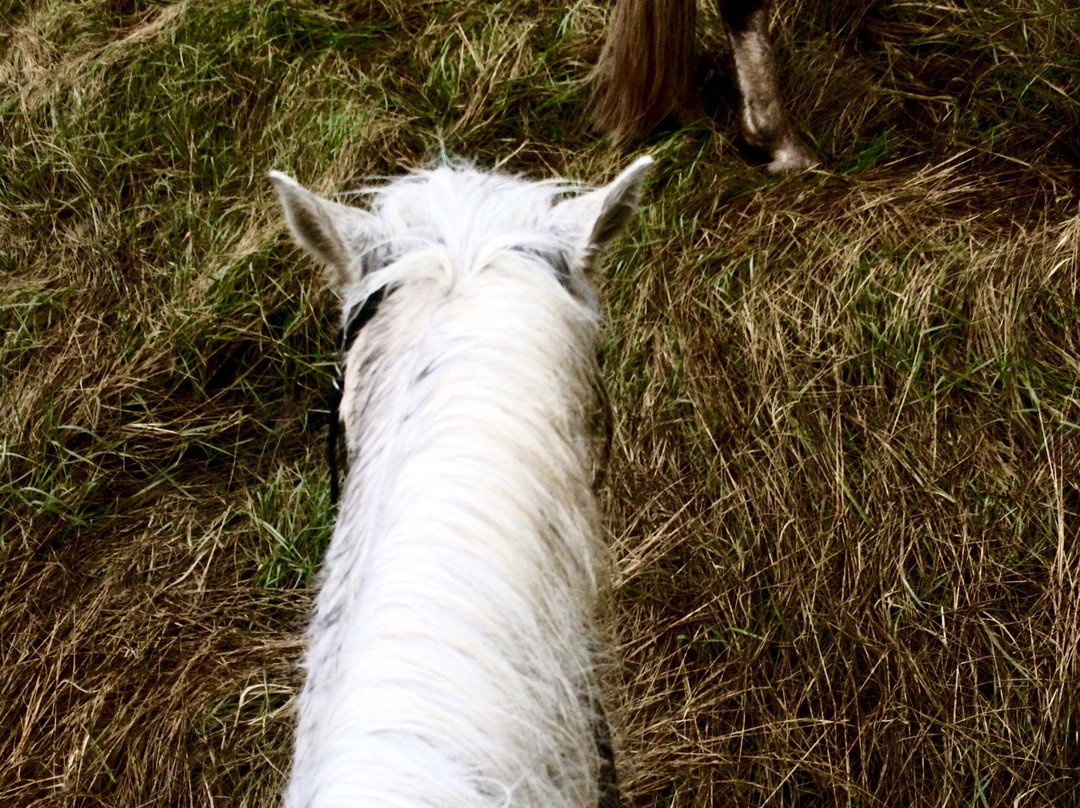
[591,0,814,173]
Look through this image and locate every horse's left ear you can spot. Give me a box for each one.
[269,171,380,290]
[549,155,654,269]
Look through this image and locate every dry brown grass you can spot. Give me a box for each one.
[2,0,1078,805]
[606,169,1080,804]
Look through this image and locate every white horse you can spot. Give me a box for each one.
[270,155,652,808]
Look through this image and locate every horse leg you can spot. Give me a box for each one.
[721,0,814,173]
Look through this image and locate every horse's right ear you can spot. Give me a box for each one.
[547,156,654,273]
[269,171,378,289]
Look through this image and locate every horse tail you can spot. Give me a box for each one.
[589,0,697,144]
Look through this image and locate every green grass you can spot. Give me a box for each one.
[2,0,1079,805]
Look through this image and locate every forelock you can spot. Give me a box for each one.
[345,165,586,290]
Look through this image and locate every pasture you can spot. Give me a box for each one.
[2,1,1078,805]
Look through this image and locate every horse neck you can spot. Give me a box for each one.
[334,266,604,593]
[289,269,609,806]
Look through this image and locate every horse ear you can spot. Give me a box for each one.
[550,155,653,269]
[269,171,378,288]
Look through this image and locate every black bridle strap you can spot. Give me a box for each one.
[339,286,389,356]
[328,285,390,504]
[327,372,345,504]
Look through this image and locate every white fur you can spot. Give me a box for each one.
[271,157,652,808]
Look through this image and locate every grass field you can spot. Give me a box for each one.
[2,0,1079,805]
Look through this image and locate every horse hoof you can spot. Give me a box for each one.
[766,135,816,175]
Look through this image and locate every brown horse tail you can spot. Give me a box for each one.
[589,0,697,144]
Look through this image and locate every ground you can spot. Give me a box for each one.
[1,1,1079,805]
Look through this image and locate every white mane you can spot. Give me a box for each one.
[271,157,651,808]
